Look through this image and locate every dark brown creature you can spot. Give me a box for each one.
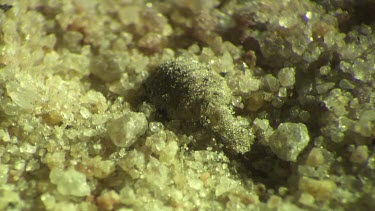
[0,4,12,12]
[145,59,254,155]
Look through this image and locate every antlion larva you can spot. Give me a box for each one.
[145,59,254,155]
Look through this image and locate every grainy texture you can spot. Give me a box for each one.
[0,0,374,210]
[145,60,254,155]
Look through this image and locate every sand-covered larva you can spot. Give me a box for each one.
[145,59,254,155]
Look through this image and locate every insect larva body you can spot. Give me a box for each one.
[145,59,253,155]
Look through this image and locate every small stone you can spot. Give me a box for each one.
[277,202,303,211]
[299,177,336,201]
[239,77,261,92]
[350,145,369,164]
[245,92,265,112]
[243,50,257,68]
[368,153,375,170]
[80,157,115,179]
[324,89,351,116]
[145,157,169,189]
[339,79,355,90]
[117,150,146,179]
[215,177,238,196]
[354,110,375,137]
[149,122,164,133]
[44,151,65,169]
[63,31,84,52]
[351,58,372,82]
[231,96,244,109]
[80,107,92,119]
[0,165,9,184]
[269,122,310,162]
[0,187,23,210]
[138,32,163,53]
[19,143,37,154]
[299,110,310,122]
[145,130,167,154]
[25,159,40,172]
[6,81,42,110]
[40,193,56,210]
[120,186,136,206]
[305,148,324,167]
[316,82,335,94]
[278,87,288,98]
[54,202,77,211]
[0,129,10,142]
[118,5,141,26]
[14,159,25,171]
[188,178,203,190]
[159,140,178,163]
[49,168,90,197]
[263,74,280,92]
[267,195,282,209]
[97,190,120,211]
[278,187,288,196]
[107,111,148,147]
[278,67,295,87]
[298,193,315,206]
[253,118,274,144]
[319,66,331,76]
